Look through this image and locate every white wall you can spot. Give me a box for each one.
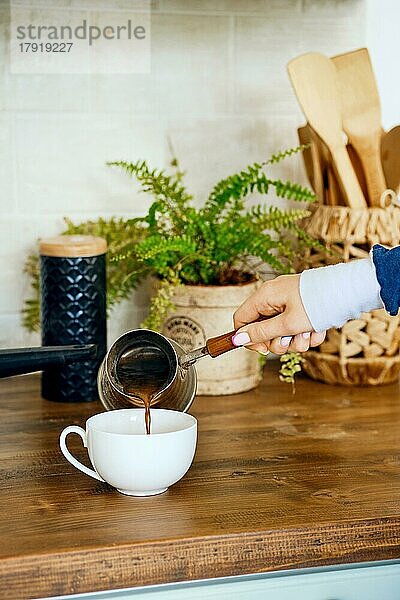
[0,0,369,348]
[366,0,400,130]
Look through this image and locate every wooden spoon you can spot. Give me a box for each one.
[332,48,386,207]
[381,125,400,193]
[288,52,367,209]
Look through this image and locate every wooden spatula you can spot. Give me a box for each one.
[381,126,400,193]
[332,48,386,207]
[288,52,367,209]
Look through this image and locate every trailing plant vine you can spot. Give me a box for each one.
[279,351,305,393]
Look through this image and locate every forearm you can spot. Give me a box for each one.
[232,244,400,353]
[299,251,385,332]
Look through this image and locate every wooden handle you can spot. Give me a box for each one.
[206,316,268,358]
[351,135,387,206]
[381,126,400,192]
[308,127,326,204]
[206,330,237,358]
[330,144,367,208]
[297,125,317,194]
[361,150,387,207]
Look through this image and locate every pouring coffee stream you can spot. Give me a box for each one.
[117,346,171,435]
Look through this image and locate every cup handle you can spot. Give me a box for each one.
[59,425,105,482]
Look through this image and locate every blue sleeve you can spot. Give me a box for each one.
[371,244,400,316]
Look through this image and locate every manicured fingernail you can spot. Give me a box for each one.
[258,350,270,356]
[232,332,251,346]
[280,336,292,347]
[302,332,311,339]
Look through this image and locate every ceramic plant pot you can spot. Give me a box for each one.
[161,280,263,396]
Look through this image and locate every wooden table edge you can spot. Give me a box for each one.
[2,516,400,599]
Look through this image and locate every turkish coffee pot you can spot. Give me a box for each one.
[97,326,242,413]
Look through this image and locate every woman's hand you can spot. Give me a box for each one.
[233,274,326,354]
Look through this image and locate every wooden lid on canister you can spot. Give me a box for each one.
[39,235,107,258]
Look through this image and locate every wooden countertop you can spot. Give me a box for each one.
[1,368,400,598]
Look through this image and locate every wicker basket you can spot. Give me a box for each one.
[301,204,400,386]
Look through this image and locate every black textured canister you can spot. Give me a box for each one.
[39,235,107,402]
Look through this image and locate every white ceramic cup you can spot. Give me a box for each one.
[59,409,197,496]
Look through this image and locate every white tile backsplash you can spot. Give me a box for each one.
[166,115,307,205]
[14,113,166,215]
[0,313,40,348]
[234,16,304,116]
[0,7,9,111]
[107,300,149,347]
[11,0,152,10]
[158,0,300,15]
[0,113,15,212]
[0,215,65,314]
[5,74,91,112]
[0,0,370,347]
[89,13,230,114]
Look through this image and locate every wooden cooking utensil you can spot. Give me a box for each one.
[298,125,315,191]
[317,137,368,206]
[298,125,323,201]
[310,126,340,206]
[288,52,367,209]
[347,143,369,202]
[298,123,367,206]
[324,150,340,206]
[332,48,386,207]
[299,124,336,205]
[381,125,400,193]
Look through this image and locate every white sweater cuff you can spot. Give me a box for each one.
[299,258,384,332]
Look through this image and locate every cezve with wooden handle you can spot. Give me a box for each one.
[287,52,367,209]
[332,48,386,207]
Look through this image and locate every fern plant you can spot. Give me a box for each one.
[23,146,318,384]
